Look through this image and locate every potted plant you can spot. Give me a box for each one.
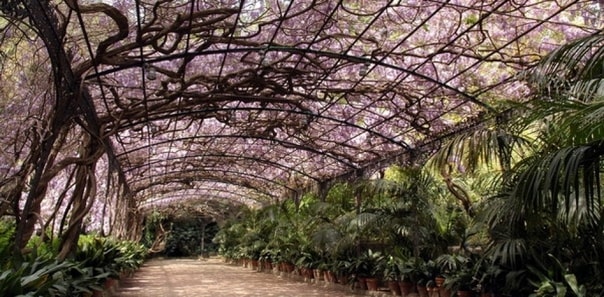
[351,249,384,291]
[474,259,504,297]
[436,253,469,277]
[399,257,423,296]
[416,260,439,297]
[259,248,275,272]
[322,259,337,283]
[295,250,318,279]
[314,256,329,281]
[436,253,470,297]
[333,258,353,285]
[382,254,404,295]
[278,247,296,273]
[444,266,476,297]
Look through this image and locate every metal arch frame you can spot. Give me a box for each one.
[140,188,258,207]
[140,180,260,202]
[117,134,359,170]
[78,1,579,193]
[84,46,490,110]
[120,152,320,182]
[140,187,256,208]
[133,178,278,201]
[18,0,586,217]
[138,180,264,200]
[130,167,296,196]
[136,183,273,211]
[115,105,412,150]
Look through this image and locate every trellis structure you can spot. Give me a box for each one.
[0,0,600,254]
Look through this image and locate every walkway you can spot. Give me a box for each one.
[114,258,372,297]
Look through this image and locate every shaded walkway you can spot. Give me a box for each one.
[114,258,370,297]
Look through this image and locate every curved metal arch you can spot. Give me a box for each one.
[131,167,296,195]
[133,175,274,198]
[134,178,276,201]
[190,182,271,202]
[140,187,260,208]
[142,179,268,199]
[141,182,258,203]
[122,152,320,182]
[117,134,359,170]
[85,46,491,111]
[140,189,258,208]
[120,105,411,150]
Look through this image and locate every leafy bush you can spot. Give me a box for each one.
[0,218,15,252]
[0,250,72,296]
[0,232,148,296]
[51,263,108,296]
[116,240,148,275]
[75,235,122,279]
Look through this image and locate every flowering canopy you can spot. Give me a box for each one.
[0,0,601,238]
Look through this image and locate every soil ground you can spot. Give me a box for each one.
[113,257,377,297]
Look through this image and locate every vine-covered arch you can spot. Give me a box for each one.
[0,0,600,250]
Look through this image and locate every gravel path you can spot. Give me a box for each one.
[114,258,375,297]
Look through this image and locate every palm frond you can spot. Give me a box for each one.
[511,143,602,227]
[311,223,342,252]
[556,100,604,146]
[348,212,380,231]
[429,126,534,175]
[527,34,604,101]
[485,236,529,269]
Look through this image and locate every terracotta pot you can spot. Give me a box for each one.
[356,277,368,290]
[259,260,269,271]
[104,278,117,289]
[439,286,452,297]
[399,281,416,296]
[457,290,474,297]
[435,276,446,287]
[281,262,295,273]
[324,270,336,282]
[300,267,314,279]
[337,274,350,285]
[417,285,429,297]
[388,280,402,295]
[428,287,440,297]
[313,269,324,280]
[365,277,379,291]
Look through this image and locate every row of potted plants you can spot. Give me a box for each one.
[228,247,501,297]
[214,176,593,297]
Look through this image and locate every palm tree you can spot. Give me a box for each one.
[478,34,604,295]
[350,166,449,259]
[428,33,604,296]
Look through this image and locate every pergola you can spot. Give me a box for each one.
[0,0,600,248]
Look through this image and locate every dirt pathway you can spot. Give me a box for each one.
[114,258,374,297]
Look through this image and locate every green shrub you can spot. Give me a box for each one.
[116,240,148,274]
[0,230,148,296]
[0,250,72,296]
